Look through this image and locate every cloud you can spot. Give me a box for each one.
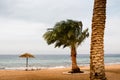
[0,17,49,53]
[0,18,48,40]
[0,0,119,54]
[0,0,93,24]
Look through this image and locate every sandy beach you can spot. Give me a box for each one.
[0,64,120,80]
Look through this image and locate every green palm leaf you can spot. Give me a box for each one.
[43,19,89,48]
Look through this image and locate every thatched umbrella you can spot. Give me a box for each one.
[19,53,35,70]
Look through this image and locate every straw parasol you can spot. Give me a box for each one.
[19,53,35,70]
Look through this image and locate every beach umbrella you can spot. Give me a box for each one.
[19,53,35,70]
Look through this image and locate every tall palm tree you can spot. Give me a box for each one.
[90,0,107,80]
[43,19,89,73]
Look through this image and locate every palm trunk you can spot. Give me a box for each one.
[90,0,107,80]
[70,46,82,73]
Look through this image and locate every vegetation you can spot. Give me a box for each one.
[90,0,107,79]
[43,19,89,73]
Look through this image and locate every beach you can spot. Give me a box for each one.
[0,64,120,80]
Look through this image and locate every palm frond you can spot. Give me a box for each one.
[77,28,89,46]
[43,19,89,48]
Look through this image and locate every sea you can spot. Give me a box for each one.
[0,54,120,70]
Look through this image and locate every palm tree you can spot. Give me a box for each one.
[43,19,89,73]
[90,0,107,80]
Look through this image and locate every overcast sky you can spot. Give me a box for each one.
[0,0,120,55]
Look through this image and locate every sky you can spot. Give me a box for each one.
[0,0,120,55]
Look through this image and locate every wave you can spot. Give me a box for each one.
[0,66,67,70]
[1,63,120,70]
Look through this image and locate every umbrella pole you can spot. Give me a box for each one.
[26,57,28,71]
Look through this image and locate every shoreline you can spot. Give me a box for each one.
[0,64,120,80]
[0,63,120,70]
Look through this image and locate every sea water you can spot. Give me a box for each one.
[0,54,120,70]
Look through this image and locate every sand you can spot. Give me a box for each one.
[0,64,120,80]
